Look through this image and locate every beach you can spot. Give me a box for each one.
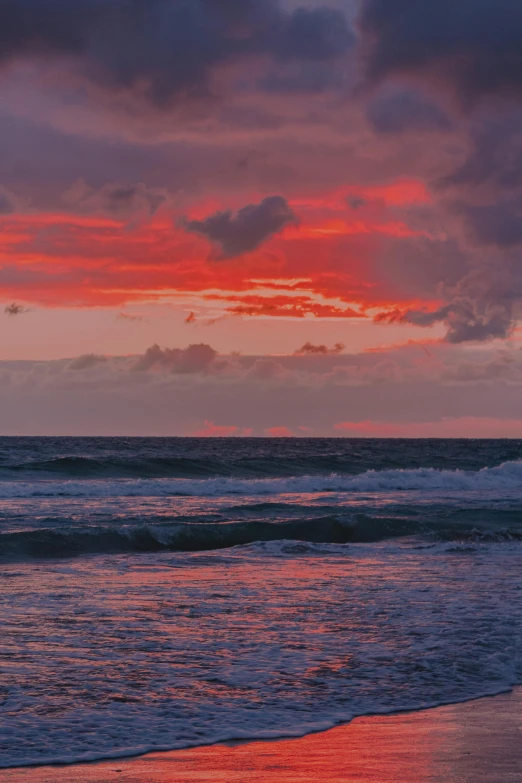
[3,689,521,782]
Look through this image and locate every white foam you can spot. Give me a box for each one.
[0,460,520,498]
[1,541,521,768]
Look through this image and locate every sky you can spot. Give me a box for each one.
[1,0,522,436]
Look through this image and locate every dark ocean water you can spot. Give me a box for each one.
[2,436,522,478]
[1,438,522,767]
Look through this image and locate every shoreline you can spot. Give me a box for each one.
[3,687,521,782]
[0,687,514,771]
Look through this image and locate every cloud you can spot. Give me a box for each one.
[371,235,470,302]
[0,202,406,310]
[347,196,367,211]
[64,180,167,216]
[117,312,145,322]
[375,267,522,343]
[265,426,293,437]
[5,302,28,316]
[183,196,297,258]
[192,421,253,437]
[258,60,347,95]
[219,294,360,319]
[442,353,517,382]
[360,0,522,105]
[248,358,287,381]
[2,342,522,435]
[376,305,512,344]
[68,354,106,371]
[461,198,522,247]
[294,342,345,355]
[443,112,522,190]
[0,32,520,354]
[133,343,217,373]
[272,7,355,62]
[367,89,452,134]
[0,0,354,106]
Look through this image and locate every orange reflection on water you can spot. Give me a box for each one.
[5,690,521,783]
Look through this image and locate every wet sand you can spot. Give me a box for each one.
[3,689,521,783]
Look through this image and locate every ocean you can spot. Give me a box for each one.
[1,437,522,768]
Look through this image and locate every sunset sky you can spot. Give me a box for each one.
[1,0,522,435]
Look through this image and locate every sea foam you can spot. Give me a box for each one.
[0,459,520,498]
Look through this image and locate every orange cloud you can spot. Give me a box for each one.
[213,294,361,319]
[191,421,253,437]
[265,426,294,437]
[0,177,441,314]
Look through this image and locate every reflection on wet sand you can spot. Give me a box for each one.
[4,689,521,783]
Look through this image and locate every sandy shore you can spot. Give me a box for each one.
[3,689,521,783]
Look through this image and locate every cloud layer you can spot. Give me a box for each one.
[0,0,354,103]
[2,340,522,435]
[361,0,522,104]
[0,0,522,376]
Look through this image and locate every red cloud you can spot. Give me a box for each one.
[192,421,253,437]
[265,426,294,437]
[214,294,361,319]
[0,178,442,315]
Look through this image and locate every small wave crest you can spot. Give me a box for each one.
[0,459,521,498]
[0,516,358,560]
[3,513,522,560]
[0,456,227,479]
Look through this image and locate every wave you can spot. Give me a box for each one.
[2,441,521,481]
[0,459,521,498]
[3,685,517,769]
[3,512,522,560]
[0,454,408,480]
[0,517,366,559]
[0,456,233,479]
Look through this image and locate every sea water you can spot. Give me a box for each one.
[1,437,522,767]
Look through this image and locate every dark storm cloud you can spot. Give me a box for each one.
[444,113,522,190]
[259,61,346,94]
[360,0,522,104]
[183,195,297,258]
[425,108,522,342]
[461,198,522,248]
[376,268,522,343]
[272,7,355,61]
[0,0,354,104]
[367,89,452,134]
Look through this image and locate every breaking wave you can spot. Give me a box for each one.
[0,459,521,498]
[1,438,521,480]
[3,512,522,560]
